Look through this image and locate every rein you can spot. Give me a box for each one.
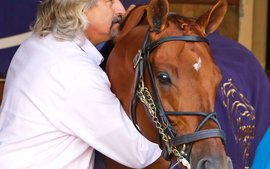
[130,29,226,169]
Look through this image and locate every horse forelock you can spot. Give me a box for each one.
[166,14,205,36]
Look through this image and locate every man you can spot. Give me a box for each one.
[0,0,168,168]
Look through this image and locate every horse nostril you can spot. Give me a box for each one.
[196,157,233,169]
[196,158,213,169]
[202,160,210,169]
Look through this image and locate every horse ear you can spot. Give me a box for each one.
[196,0,228,35]
[146,0,169,33]
[117,5,147,40]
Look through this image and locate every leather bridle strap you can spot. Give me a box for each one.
[146,54,177,138]
[165,111,225,143]
[150,36,209,52]
[171,129,226,146]
[131,30,158,134]
[165,111,221,128]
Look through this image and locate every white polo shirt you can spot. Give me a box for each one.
[0,34,161,169]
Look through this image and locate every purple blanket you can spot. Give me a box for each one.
[209,31,270,169]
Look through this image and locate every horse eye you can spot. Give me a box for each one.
[157,72,172,85]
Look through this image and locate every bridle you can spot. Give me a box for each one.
[130,28,226,169]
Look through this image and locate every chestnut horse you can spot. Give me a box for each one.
[105,0,232,168]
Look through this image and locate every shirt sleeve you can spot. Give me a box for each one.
[51,61,161,168]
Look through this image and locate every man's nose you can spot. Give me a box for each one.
[113,0,126,16]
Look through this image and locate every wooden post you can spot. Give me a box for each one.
[238,0,254,51]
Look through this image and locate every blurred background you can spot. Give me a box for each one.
[0,0,269,102]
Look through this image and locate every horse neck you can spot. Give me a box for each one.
[106,26,148,117]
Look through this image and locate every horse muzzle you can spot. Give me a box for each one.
[195,156,233,169]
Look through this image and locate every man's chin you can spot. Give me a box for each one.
[110,24,120,40]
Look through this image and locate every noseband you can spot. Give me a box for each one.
[130,29,225,169]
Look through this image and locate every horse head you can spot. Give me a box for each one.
[106,0,233,168]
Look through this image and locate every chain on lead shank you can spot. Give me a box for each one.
[137,80,169,142]
[137,79,190,169]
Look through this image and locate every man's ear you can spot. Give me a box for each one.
[146,0,169,33]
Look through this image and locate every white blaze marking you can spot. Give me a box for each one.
[193,57,202,71]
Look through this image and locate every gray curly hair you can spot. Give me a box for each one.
[32,0,97,40]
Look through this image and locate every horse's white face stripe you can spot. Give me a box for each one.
[193,57,202,71]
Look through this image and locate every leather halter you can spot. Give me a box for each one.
[130,29,226,164]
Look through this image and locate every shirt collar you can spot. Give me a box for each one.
[73,35,104,65]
